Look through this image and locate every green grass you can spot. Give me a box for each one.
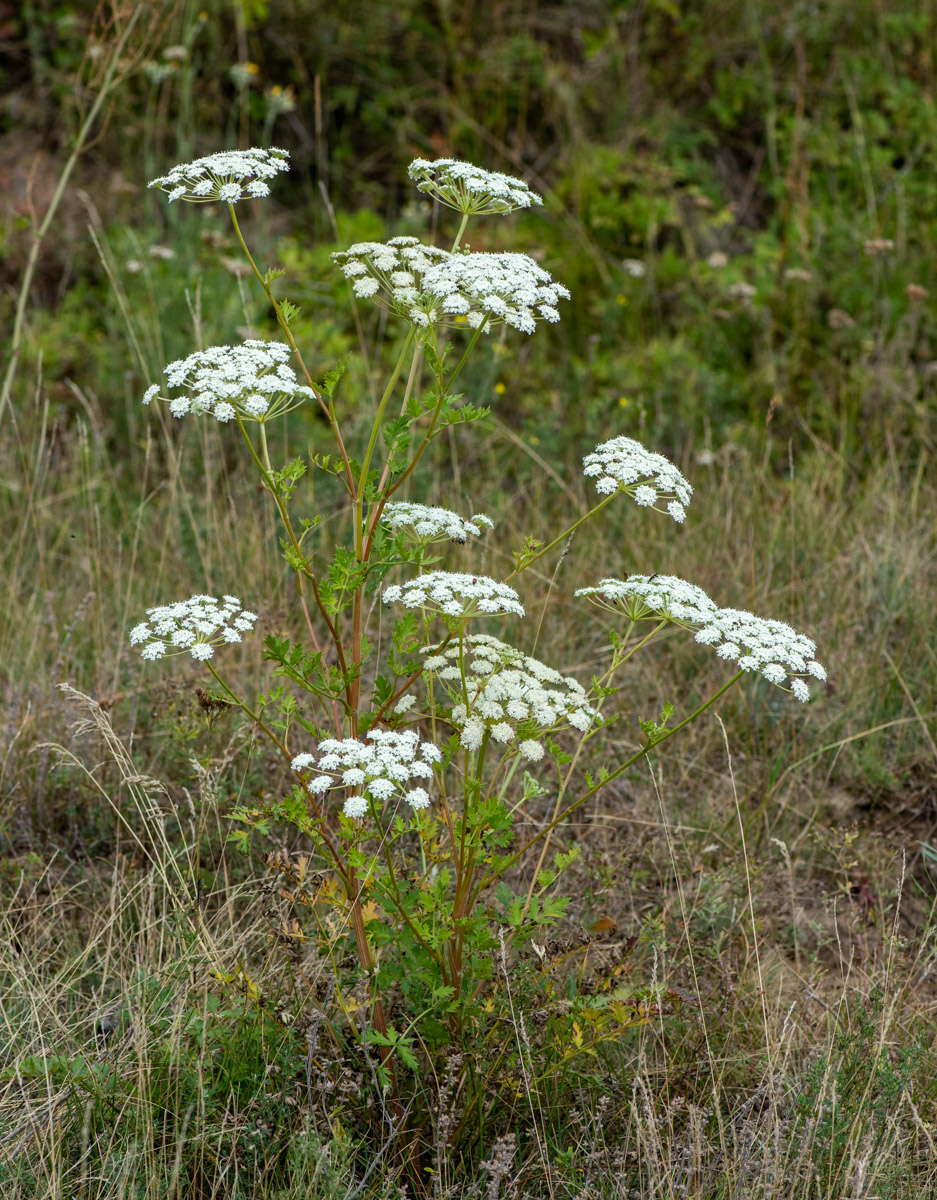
[3,1,937,1195]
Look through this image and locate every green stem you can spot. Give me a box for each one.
[227,204,356,497]
[505,492,616,582]
[356,326,417,549]
[469,671,745,903]
[451,213,470,251]
[236,419,352,704]
[204,663,349,881]
[258,423,273,474]
[444,315,490,392]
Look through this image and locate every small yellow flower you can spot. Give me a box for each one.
[494,382,506,395]
[246,61,259,74]
[618,396,629,408]
[615,293,628,306]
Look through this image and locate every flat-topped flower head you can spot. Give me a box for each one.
[382,502,494,546]
[583,436,693,522]
[383,571,524,624]
[290,729,441,819]
[129,594,257,662]
[407,158,543,216]
[148,147,289,204]
[143,341,315,422]
[422,633,596,757]
[575,575,718,626]
[421,252,570,334]
[694,608,827,701]
[577,576,826,701]
[330,237,459,329]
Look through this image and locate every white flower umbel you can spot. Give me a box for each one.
[383,572,524,624]
[382,502,494,546]
[575,575,718,626]
[576,577,827,701]
[422,634,596,757]
[290,729,441,819]
[421,252,570,334]
[407,158,543,216]
[694,608,827,701]
[143,341,315,422]
[129,594,257,662]
[330,237,461,329]
[582,436,693,522]
[147,147,289,204]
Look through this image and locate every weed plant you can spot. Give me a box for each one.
[3,3,937,1198]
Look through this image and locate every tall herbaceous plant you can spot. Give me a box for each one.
[140,150,826,1121]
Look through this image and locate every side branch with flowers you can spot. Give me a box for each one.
[138,149,827,1111]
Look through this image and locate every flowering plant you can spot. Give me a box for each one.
[135,150,825,1140]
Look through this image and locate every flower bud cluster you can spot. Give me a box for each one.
[382,502,493,545]
[143,341,314,422]
[583,436,693,522]
[290,730,442,818]
[407,158,543,215]
[129,595,256,661]
[148,147,289,204]
[383,572,524,622]
[422,634,596,758]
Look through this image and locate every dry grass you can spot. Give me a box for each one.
[2,389,937,1194]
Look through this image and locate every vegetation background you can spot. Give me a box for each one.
[2,1,937,1196]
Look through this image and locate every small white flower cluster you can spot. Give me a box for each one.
[694,609,827,701]
[422,634,595,759]
[129,594,256,661]
[576,575,827,701]
[147,147,289,204]
[383,572,524,622]
[407,158,544,215]
[331,240,570,334]
[382,502,494,545]
[143,341,315,422]
[583,436,693,522]
[330,237,455,328]
[421,252,570,334]
[575,575,718,626]
[290,730,441,818]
